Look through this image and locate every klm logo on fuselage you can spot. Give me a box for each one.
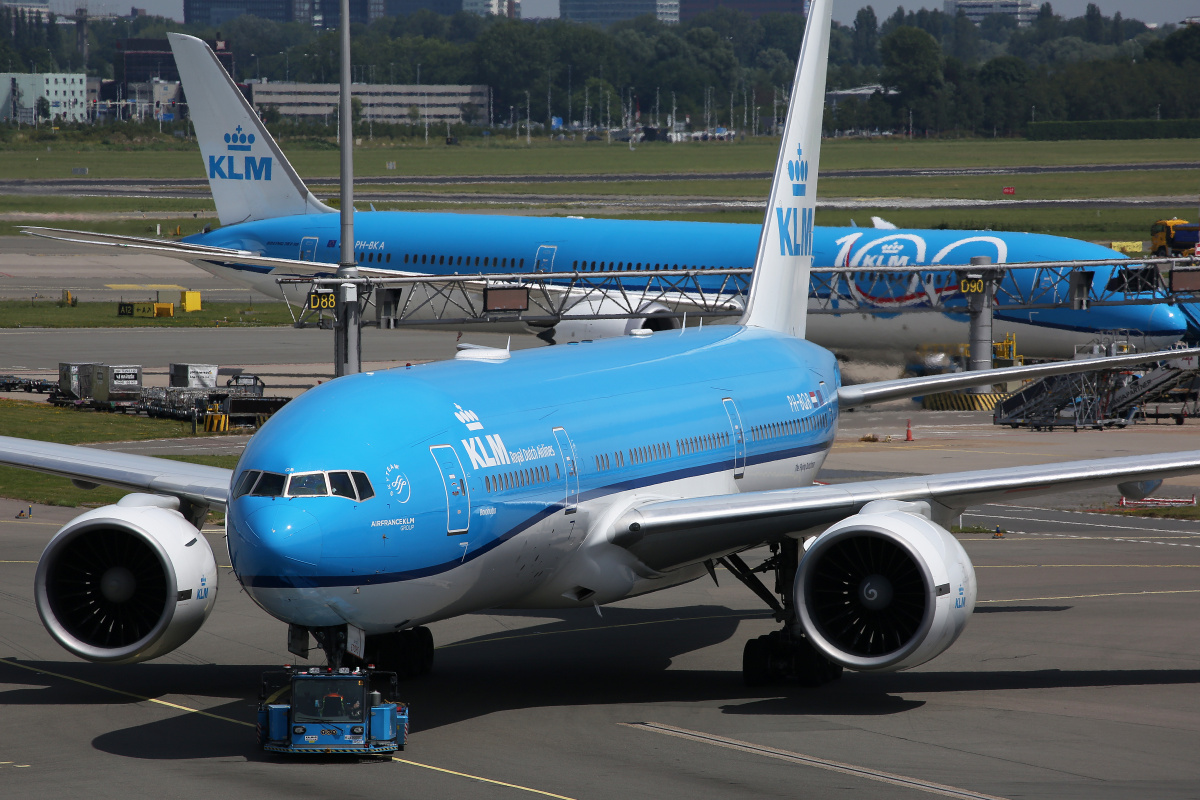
[776,143,814,257]
[463,434,510,469]
[209,125,272,182]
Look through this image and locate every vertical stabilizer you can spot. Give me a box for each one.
[737,0,832,338]
[168,33,333,226]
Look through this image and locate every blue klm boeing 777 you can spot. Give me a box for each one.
[24,32,1193,359]
[4,2,1200,685]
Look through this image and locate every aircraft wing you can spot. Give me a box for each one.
[0,436,231,508]
[838,347,1200,407]
[20,226,402,278]
[613,450,1200,572]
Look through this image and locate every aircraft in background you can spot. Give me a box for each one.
[5,3,1200,685]
[22,33,1192,361]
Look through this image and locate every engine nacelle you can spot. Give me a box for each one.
[536,299,680,344]
[34,495,219,664]
[794,500,976,672]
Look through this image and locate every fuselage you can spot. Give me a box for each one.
[188,212,1190,358]
[226,324,840,632]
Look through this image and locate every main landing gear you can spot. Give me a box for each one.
[714,538,843,688]
[308,624,435,679]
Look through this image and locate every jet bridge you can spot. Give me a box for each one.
[275,256,1200,375]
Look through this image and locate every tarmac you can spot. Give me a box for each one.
[1,410,1198,799]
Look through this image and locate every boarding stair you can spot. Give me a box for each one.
[994,344,1200,430]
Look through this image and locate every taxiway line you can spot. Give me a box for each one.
[623,722,1009,800]
[0,655,579,800]
[976,588,1200,603]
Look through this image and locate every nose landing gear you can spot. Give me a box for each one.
[718,539,842,688]
[302,623,435,679]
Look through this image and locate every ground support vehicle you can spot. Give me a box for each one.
[257,666,408,755]
[1152,219,1200,257]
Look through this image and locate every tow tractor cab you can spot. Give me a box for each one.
[258,666,408,755]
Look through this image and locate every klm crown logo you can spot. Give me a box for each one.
[209,123,272,182]
[786,144,809,197]
[225,125,255,151]
[775,143,814,258]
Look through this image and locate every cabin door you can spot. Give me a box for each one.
[722,397,746,479]
[299,236,319,261]
[430,445,470,535]
[534,245,558,273]
[552,427,579,514]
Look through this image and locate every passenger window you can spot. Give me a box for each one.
[234,470,261,498]
[387,254,392,262]
[251,472,286,497]
[288,472,328,496]
[351,471,375,500]
[555,463,561,479]
[329,471,356,499]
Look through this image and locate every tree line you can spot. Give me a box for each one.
[3,3,1200,136]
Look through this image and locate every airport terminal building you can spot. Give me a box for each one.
[249,81,491,125]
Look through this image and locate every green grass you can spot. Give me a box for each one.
[0,398,199,443]
[2,137,1196,181]
[337,169,1198,201]
[0,300,292,327]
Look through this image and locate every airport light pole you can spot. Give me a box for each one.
[334,0,360,378]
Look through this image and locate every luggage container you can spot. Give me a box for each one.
[169,363,218,389]
[93,364,142,404]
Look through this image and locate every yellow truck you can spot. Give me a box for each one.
[1151,218,1199,257]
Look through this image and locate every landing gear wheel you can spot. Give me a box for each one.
[413,626,434,674]
[743,636,772,687]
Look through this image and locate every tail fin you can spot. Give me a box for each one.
[737,0,832,338]
[168,33,332,226]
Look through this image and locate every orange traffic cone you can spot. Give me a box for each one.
[905,419,914,442]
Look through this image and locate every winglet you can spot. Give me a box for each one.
[168,33,333,226]
[738,0,832,338]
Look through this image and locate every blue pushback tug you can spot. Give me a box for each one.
[257,666,409,755]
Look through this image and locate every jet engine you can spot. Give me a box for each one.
[534,299,681,344]
[34,494,219,664]
[794,500,976,672]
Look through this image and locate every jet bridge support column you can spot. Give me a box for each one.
[964,256,997,395]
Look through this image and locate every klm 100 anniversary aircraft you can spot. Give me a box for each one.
[24,32,1194,357]
[5,2,1200,684]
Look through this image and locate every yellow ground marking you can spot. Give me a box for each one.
[978,588,1200,603]
[0,560,37,564]
[624,722,1007,800]
[104,284,188,290]
[5,520,63,526]
[0,656,578,799]
[391,758,577,799]
[437,610,770,650]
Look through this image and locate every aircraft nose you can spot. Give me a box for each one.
[242,506,323,568]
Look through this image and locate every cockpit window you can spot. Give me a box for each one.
[352,471,375,500]
[233,470,261,499]
[236,469,373,500]
[288,472,329,496]
[328,471,356,499]
[251,472,287,497]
